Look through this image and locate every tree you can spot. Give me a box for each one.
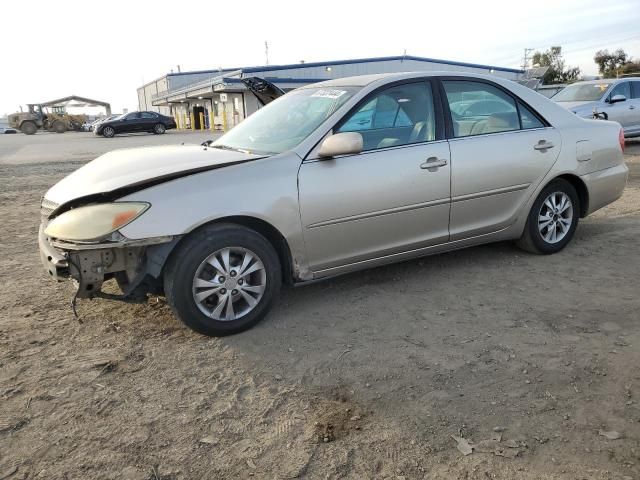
[619,61,640,76]
[594,49,629,77]
[531,46,580,84]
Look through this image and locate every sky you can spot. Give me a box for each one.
[1,0,639,116]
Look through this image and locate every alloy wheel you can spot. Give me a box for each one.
[538,191,573,244]
[192,247,267,321]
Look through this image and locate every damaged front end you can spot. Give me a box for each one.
[39,198,176,301]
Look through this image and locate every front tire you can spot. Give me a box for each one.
[516,179,579,254]
[153,123,166,134]
[53,121,67,133]
[102,126,115,138]
[163,224,282,336]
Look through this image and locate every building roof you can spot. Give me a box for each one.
[240,55,523,74]
[147,55,524,103]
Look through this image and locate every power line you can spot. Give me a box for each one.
[522,48,534,70]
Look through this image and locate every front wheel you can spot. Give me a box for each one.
[102,126,115,138]
[53,121,67,133]
[163,224,282,336]
[516,179,579,254]
[153,123,166,134]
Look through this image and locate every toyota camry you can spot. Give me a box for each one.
[39,72,628,336]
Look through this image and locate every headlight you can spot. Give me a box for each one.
[44,202,149,242]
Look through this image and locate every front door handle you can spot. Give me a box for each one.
[630,105,636,110]
[420,157,448,171]
[533,140,555,151]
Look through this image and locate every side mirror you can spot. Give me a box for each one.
[318,132,363,158]
[609,94,626,104]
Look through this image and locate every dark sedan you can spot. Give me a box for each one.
[95,111,177,138]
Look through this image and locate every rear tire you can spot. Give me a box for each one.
[153,123,166,134]
[102,126,115,138]
[163,223,281,336]
[21,121,37,135]
[516,179,579,254]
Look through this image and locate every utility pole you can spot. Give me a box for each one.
[522,48,534,71]
[265,41,269,66]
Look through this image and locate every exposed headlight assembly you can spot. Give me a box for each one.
[44,202,150,242]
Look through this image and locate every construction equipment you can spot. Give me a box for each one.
[7,96,110,135]
[8,104,86,135]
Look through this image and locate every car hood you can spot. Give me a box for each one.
[555,100,597,111]
[45,144,264,206]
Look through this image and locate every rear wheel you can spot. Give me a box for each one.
[153,123,166,134]
[516,179,579,254]
[20,121,37,135]
[164,224,281,336]
[102,126,115,138]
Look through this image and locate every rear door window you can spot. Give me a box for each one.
[518,102,545,129]
[443,81,519,137]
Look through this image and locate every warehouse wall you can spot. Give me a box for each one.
[137,76,171,115]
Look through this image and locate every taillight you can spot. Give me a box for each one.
[619,129,625,152]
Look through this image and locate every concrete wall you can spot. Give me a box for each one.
[243,93,261,117]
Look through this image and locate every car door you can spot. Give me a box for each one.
[140,111,159,130]
[628,80,640,136]
[298,80,451,274]
[120,112,141,133]
[602,81,633,131]
[441,79,561,240]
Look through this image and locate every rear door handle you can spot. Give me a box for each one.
[420,157,448,170]
[533,140,555,151]
[630,105,636,110]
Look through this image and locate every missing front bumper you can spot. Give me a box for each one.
[39,226,173,299]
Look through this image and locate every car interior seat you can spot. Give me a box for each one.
[470,112,518,136]
[375,119,435,149]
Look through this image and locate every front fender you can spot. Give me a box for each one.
[117,151,310,279]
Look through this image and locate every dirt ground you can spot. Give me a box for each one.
[1,133,639,480]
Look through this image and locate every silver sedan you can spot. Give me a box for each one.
[39,72,628,336]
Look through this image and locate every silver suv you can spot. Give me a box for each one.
[553,77,640,137]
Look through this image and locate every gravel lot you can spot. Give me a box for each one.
[1,131,639,479]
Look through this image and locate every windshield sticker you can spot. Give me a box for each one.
[311,89,347,99]
[595,84,609,91]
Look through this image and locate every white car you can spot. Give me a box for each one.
[39,72,628,336]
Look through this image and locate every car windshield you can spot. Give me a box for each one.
[211,86,359,155]
[553,82,612,102]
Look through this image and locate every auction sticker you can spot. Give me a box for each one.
[311,89,347,99]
